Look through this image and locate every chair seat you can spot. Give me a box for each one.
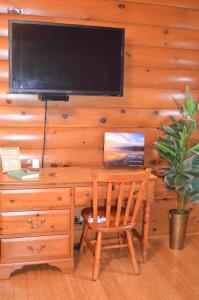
[82,206,135,232]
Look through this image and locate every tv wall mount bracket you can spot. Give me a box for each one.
[38,93,69,101]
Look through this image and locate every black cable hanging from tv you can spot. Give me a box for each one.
[41,99,48,168]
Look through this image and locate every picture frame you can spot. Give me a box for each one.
[104,132,145,168]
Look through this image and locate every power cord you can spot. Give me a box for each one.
[41,99,48,168]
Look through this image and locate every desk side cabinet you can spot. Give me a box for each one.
[0,186,74,279]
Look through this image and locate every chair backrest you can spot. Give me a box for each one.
[92,168,151,228]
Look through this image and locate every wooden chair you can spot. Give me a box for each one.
[79,168,151,280]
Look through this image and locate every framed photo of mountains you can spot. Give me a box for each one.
[104,132,145,168]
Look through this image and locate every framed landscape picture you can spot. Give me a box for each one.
[104,132,145,168]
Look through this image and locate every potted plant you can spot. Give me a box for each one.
[156,86,199,250]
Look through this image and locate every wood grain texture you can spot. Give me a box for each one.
[2,14,199,51]
[0,236,199,299]
[0,106,180,128]
[0,60,7,82]
[0,236,199,300]
[0,169,77,279]
[17,147,168,169]
[126,46,199,70]
[0,209,70,236]
[0,37,7,60]
[79,168,152,279]
[1,0,199,29]
[0,127,158,149]
[0,187,72,211]
[126,66,199,89]
[0,0,199,237]
[1,235,71,260]
[127,0,199,9]
[1,84,199,109]
[3,37,199,70]
[2,61,199,89]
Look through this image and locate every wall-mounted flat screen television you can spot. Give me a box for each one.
[9,20,124,97]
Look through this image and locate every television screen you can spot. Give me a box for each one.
[9,21,124,96]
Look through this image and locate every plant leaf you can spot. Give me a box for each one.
[185,84,190,94]
[169,117,186,130]
[179,127,187,148]
[162,123,180,138]
[189,193,199,204]
[183,156,199,175]
[186,94,195,116]
[164,174,175,189]
[176,185,191,196]
[157,137,177,150]
[156,143,176,157]
[174,174,190,188]
[190,179,199,193]
[188,143,199,155]
[196,100,199,112]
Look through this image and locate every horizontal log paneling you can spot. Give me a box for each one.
[0,128,43,149]
[126,67,199,89]
[0,37,7,60]
[2,16,199,52]
[2,15,199,54]
[0,127,198,150]
[2,62,199,90]
[0,60,7,82]
[17,147,162,169]
[0,106,44,127]
[19,148,103,168]
[21,148,162,169]
[0,127,158,149]
[127,0,199,9]
[0,107,179,128]
[0,84,40,106]
[0,85,186,108]
[0,0,199,30]
[127,46,199,70]
[1,84,198,109]
[118,25,199,50]
[2,41,199,70]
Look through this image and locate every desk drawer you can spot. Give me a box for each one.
[1,235,71,261]
[75,186,109,206]
[0,188,72,211]
[75,186,128,206]
[0,210,70,236]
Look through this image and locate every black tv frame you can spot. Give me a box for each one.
[9,20,125,97]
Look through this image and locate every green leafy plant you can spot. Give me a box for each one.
[156,86,199,214]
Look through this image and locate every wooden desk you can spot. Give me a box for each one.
[0,167,156,279]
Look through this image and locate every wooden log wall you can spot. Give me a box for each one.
[0,0,199,237]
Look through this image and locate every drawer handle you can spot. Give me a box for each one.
[27,244,46,254]
[57,196,63,201]
[27,217,46,228]
[9,198,16,203]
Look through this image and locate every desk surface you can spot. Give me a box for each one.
[0,167,157,188]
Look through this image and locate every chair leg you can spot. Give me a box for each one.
[79,222,88,254]
[126,230,140,275]
[118,232,123,246]
[92,231,102,281]
[118,232,126,249]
